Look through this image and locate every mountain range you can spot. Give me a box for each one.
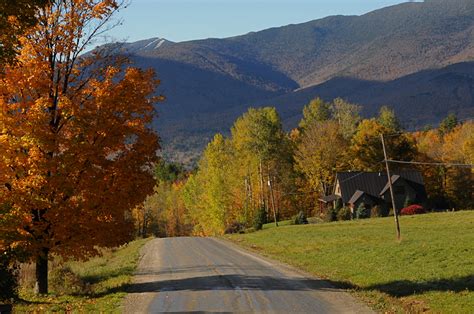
[108,0,474,164]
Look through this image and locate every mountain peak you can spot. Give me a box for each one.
[114,0,474,163]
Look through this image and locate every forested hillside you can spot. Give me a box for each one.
[106,0,474,163]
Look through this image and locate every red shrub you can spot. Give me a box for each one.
[400,204,426,215]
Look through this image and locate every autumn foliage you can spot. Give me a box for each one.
[139,101,473,238]
[0,0,161,294]
[0,0,51,65]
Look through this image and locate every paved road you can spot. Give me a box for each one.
[123,237,373,313]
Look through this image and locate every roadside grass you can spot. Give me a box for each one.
[14,238,150,312]
[262,216,322,230]
[262,219,293,229]
[227,211,474,313]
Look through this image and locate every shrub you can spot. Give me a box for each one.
[370,205,382,217]
[356,203,370,219]
[224,222,246,234]
[0,250,19,302]
[324,207,337,222]
[337,207,352,221]
[307,217,321,224]
[50,265,89,295]
[254,207,267,230]
[294,211,308,225]
[401,204,426,216]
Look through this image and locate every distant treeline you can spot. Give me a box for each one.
[133,98,474,237]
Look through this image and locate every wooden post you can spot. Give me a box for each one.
[267,175,278,227]
[381,134,401,240]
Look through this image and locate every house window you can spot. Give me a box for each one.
[394,186,405,195]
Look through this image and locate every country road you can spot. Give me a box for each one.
[123,237,373,313]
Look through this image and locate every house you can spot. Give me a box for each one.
[319,171,427,212]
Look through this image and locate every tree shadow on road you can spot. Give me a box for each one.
[122,272,473,298]
[94,263,473,302]
[364,275,473,297]
[126,274,347,293]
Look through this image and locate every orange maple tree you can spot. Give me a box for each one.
[0,0,161,294]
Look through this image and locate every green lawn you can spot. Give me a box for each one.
[262,219,293,229]
[15,238,150,312]
[228,211,474,313]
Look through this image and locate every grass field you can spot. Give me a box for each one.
[228,211,474,313]
[15,238,150,312]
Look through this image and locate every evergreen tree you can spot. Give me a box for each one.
[439,113,458,136]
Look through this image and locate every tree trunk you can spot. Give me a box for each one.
[258,159,266,210]
[35,248,49,295]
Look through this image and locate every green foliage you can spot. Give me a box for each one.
[183,134,233,235]
[334,198,343,211]
[154,160,186,183]
[439,113,458,136]
[355,202,370,219]
[337,207,352,221]
[299,97,331,130]
[294,211,308,225]
[254,207,267,231]
[330,98,361,140]
[378,106,401,131]
[232,107,287,162]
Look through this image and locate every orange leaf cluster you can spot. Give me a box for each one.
[0,0,161,261]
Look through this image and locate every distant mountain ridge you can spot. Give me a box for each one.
[108,0,474,164]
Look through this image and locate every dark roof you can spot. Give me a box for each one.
[336,171,425,203]
[379,174,426,196]
[319,194,341,203]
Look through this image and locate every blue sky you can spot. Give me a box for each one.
[107,0,412,43]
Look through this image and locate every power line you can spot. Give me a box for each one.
[386,159,474,168]
[272,188,319,196]
[339,171,369,183]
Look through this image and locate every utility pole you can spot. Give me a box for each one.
[381,134,401,240]
[267,175,278,227]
